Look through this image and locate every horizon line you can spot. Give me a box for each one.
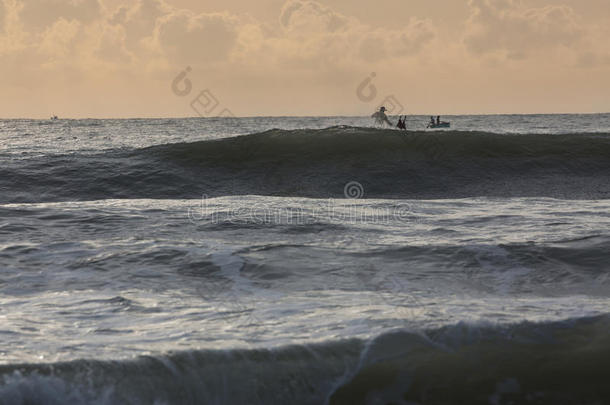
[2,112,610,120]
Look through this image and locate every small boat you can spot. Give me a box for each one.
[427,122,450,129]
[50,115,59,120]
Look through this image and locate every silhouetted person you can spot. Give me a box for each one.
[372,106,393,127]
[437,116,441,125]
[397,116,406,130]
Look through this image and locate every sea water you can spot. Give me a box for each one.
[0,114,609,404]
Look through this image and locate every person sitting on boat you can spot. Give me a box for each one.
[429,116,435,127]
[372,106,393,127]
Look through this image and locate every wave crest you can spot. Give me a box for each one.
[1,315,608,405]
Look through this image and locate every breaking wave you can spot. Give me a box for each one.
[1,315,608,405]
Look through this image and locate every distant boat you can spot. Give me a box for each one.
[427,122,450,129]
[50,115,59,120]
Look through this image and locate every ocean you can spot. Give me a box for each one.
[0,114,609,404]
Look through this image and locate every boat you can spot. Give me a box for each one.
[427,122,450,129]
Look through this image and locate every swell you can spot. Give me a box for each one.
[2,127,610,203]
[1,315,608,405]
[149,126,610,162]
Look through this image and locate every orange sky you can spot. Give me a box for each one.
[0,0,609,118]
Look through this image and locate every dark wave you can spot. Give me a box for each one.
[2,127,610,203]
[1,315,608,404]
[149,126,610,161]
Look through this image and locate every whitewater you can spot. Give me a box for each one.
[0,114,609,404]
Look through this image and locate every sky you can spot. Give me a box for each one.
[0,0,609,118]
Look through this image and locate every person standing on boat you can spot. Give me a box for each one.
[437,116,441,125]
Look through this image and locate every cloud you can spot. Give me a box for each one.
[273,0,435,67]
[38,17,81,59]
[381,18,436,58]
[18,0,100,32]
[1,0,437,73]
[93,20,133,65]
[108,0,169,54]
[280,0,350,33]
[464,0,583,59]
[0,0,440,116]
[2,0,610,117]
[105,1,243,67]
[152,10,239,65]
